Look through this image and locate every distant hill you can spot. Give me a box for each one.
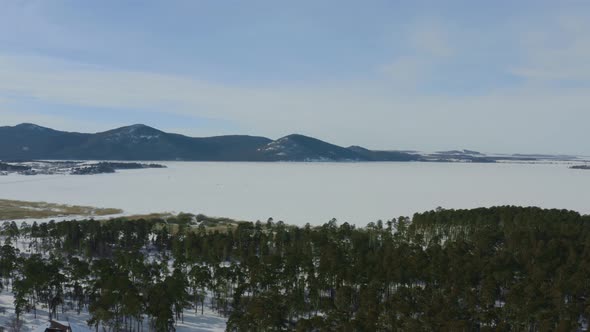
[257,134,363,161]
[0,123,91,160]
[0,123,420,162]
[347,146,421,162]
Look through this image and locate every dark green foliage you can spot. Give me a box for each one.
[2,206,590,331]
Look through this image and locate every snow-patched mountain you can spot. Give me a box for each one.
[257,134,364,161]
[70,124,274,161]
[0,123,421,161]
[101,124,165,142]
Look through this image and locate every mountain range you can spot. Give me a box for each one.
[0,123,422,162]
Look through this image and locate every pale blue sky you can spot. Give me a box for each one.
[1,0,589,154]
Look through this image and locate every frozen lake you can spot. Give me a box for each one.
[1,162,589,226]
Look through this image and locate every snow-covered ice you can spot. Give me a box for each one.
[1,162,590,226]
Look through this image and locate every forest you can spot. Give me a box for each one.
[0,206,589,331]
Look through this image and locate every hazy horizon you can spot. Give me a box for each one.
[4,121,589,157]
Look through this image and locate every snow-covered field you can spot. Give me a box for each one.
[1,162,590,225]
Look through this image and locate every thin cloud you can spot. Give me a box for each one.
[510,14,590,82]
[408,19,454,58]
[379,19,454,87]
[1,53,590,154]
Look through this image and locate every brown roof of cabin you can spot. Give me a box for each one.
[45,320,72,332]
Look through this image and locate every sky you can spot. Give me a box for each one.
[1,0,589,155]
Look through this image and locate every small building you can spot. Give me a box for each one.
[43,320,72,332]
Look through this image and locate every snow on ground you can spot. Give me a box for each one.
[175,309,227,332]
[0,237,227,331]
[9,213,129,225]
[0,290,93,332]
[0,289,227,332]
